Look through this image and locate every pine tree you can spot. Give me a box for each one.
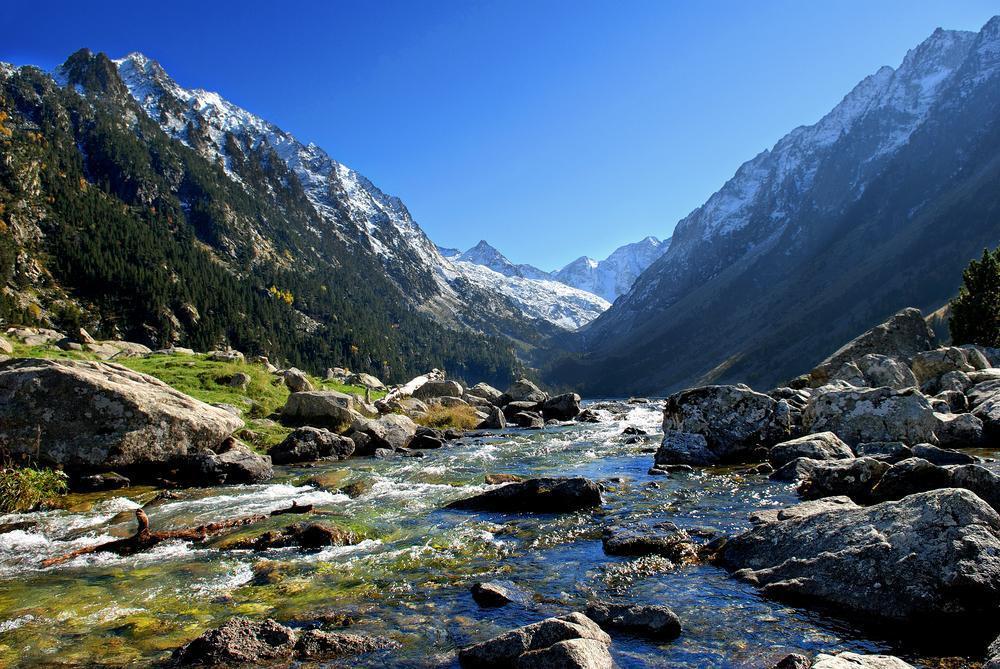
[950,247,1000,347]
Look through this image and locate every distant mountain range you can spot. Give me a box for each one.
[545,16,1000,395]
[438,236,670,303]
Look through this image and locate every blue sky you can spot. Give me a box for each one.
[5,1,999,269]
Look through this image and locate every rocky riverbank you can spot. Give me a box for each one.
[1,312,999,667]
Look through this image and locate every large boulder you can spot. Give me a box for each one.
[268,427,355,464]
[801,387,938,447]
[458,612,611,669]
[282,368,314,393]
[349,414,417,454]
[499,378,548,405]
[466,382,503,405]
[281,390,359,429]
[477,405,506,430]
[935,412,984,447]
[347,372,384,389]
[660,385,790,463]
[973,392,1000,439]
[830,354,918,390]
[447,477,602,513]
[413,380,464,400]
[0,359,243,471]
[602,521,697,562]
[717,489,1000,628]
[808,308,934,386]
[910,443,976,466]
[542,393,582,421]
[911,347,974,385]
[767,432,853,468]
[867,457,952,502]
[181,444,273,485]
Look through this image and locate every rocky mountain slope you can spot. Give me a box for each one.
[546,16,1000,396]
[0,50,526,384]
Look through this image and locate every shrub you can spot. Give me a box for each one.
[416,404,481,430]
[950,246,1000,347]
[0,465,68,513]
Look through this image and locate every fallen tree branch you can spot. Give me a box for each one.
[41,509,266,567]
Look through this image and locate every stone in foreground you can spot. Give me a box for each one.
[767,432,853,468]
[458,612,611,668]
[171,616,393,666]
[268,427,355,464]
[446,477,602,513]
[0,358,243,471]
[718,489,1000,631]
[811,652,914,669]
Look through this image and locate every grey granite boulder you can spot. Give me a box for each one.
[802,387,938,447]
[797,458,890,503]
[281,390,359,429]
[268,427,355,464]
[767,432,853,468]
[718,489,1000,626]
[458,612,611,669]
[0,358,243,471]
[661,385,790,463]
[585,602,681,640]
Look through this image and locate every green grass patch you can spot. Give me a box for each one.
[0,465,69,513]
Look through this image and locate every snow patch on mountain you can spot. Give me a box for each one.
[452,261,610,330]
[554,236,670,302]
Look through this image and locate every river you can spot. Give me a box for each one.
[0,402,988,667]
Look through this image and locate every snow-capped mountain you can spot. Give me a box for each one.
[441,236,671,303]
[450,241,551,280]
[548,16,1000,395]
[554,236,669,302]
[111,53,606,333]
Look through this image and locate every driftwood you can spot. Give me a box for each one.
[270,501,313,516]
[41,509,266,567]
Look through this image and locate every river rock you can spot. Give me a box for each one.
[973,392,1000,438]
[512,411,544,429]
[458,612,611,669]
[447,477,602,513]
[181,444,273,485]
[0,359,243,471]
[769,457,825,482]
[350,414,417,454]
[950,464,1000,512]
[467,382,503,404]
[413,380,464,400]
[718,489,1000,628]
[542,393,582,421]
[854,441,912,463]
[831,354,918,390]
[868,458,952,502]
[293,629,394,660]
[801,387,938,447]
[584,603,681,640]
[470,580,528,608]
[807,308,935,386]
[75,472,131,492]
[661,385,789,463]
[934,411,984,447]
[281,390,359,429]
[172,617,297,665]
[172,617,390,666]
[477,405,506,430]
[767,432,853,468]
[934,389,968,413]
[503,401,541,419]
[223,522,357,551]
[812,653,914,669]
[409,428,445,450]
[268,427,355,464]
[282,368,314,393]
[797,458,890,503]
[911,443,976,465]
[602,521,697,562]
[499,378,548,406]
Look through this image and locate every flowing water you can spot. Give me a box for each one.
[0,402,990,667]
